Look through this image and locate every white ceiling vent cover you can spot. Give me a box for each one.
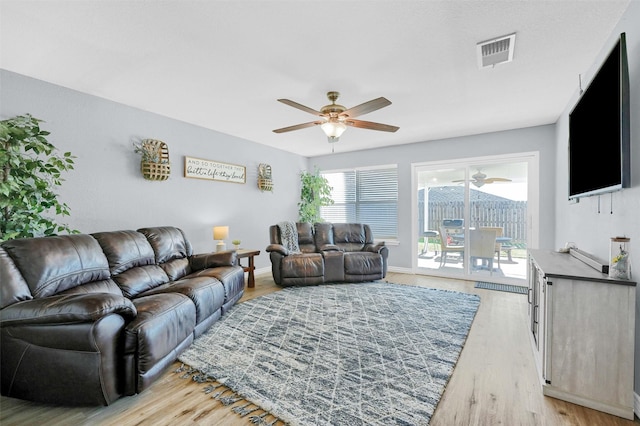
[477,33,516,69]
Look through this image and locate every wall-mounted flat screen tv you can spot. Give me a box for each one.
[568,32,630,200]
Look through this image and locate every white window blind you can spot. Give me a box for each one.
[321,166,398,239]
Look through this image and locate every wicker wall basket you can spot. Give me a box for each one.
[140,139,171,181]
[258,163,273,192]
[258,177,273,192]
[141,161,171,181]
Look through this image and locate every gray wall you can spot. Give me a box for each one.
[553,1,640,395]
[0,70,305,271]
[310,125,557,270]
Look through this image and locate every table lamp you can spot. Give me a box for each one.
[213,226,229,252]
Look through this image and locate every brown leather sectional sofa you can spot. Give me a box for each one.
[0,226,245,406]
[267,222,389,286]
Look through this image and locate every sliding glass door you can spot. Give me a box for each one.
[417,167,467,279]
[414,154,535,284]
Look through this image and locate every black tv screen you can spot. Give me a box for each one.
[568,33,630,199]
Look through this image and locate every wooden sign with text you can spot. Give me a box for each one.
[184,156,246,184]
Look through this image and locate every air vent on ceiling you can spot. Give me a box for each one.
[477,33,516,69]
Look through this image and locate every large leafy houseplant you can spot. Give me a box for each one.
[298,168,333,223]
[0,114,76,242]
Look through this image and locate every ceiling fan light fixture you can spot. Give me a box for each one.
[273,91,398,147]
[321,120,347,141]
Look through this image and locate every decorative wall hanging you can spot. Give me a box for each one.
[258,163,273,192]
[184,156,246,184]
[133,138,171,181]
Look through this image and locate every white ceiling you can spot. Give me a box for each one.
[0,0,630,157]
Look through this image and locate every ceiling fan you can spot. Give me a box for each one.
[453,170,512,187]
[272,91,399,145]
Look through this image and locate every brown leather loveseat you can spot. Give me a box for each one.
[0,226,244,406]
[267,222,388,286]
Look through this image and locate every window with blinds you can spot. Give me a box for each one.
[320,165,398,239]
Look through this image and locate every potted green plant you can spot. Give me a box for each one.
[0,114,77,242]
[298,168,333,223]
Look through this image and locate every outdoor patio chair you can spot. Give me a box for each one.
[438,226,465,266]
[470,228,498,275]
[481,226,504,267]
[420,230,439,257]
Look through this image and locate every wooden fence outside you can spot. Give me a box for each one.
[421,200,528,247]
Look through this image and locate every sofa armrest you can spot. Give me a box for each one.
[320,244,341,252]
[266,243,289,256]
[364,242,387,254]
[0,293,137,327]
[190,251,237,270]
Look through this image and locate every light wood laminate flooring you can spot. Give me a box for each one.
[1,272,637,425]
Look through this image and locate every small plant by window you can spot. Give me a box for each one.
[298,168,333,223]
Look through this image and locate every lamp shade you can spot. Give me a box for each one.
[213,226,229,240]
[213,226,229,252]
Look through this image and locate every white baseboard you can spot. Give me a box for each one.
[634,392,640,419]
[387,266,413,275]
[254,266,271,276]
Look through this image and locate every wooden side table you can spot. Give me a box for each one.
[236,249,260,288]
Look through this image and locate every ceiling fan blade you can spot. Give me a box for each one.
[341,97,391,118]
[272,121,322,133]
[484,177,512,183]
[346,119,399,132]
[277,99,323,116]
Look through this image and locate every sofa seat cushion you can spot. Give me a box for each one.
[125,293,195,356]
[186,266,245,312]
[124,293,195,394]
[138,276,225,327]
[278,253,325,286]
[282,253,324,277]
[344,252,383,277]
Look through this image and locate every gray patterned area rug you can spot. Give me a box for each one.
[178,282,480,425]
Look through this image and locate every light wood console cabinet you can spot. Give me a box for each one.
[528,249,636,420]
